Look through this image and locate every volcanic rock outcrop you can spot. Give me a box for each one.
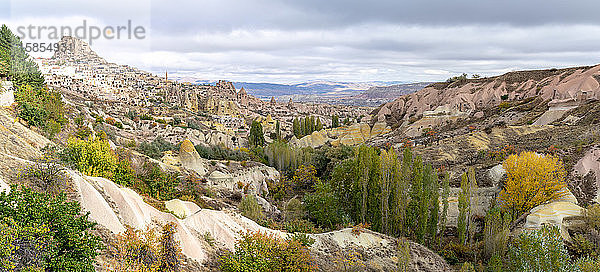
[374,65,600,133]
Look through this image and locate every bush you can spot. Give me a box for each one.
[195,144,250,161]
[575,256,600,272]
[290,233,315,247]
[138,137,177,159]
[137,162,179,201]
[219,231,316,272]
[284,219,318,234]
[19,154,68,196]
[62,136,134,186]
[584,204,600,231]
[0,217,54,271]
[109,223,182,271]
[15,85,65,135]
[291,164,320,190]
[0,186,101,271]
[498,151,567,218]
[507,226,575,272]
[285,198,305,222]
[239,194,264,223]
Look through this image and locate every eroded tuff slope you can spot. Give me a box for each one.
[0,107,450,271]
[374,65,600,127]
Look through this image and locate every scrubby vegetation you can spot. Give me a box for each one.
[195,144,250,161]
[62,136,135,186]
[138,137,177,159]
[0,186,102,271]
[1,25,65,137]
[219,231,316,272]
[109,223,183,271]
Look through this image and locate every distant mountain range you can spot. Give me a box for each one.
[169,76,431,106]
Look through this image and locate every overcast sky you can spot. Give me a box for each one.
[2,0,600,83]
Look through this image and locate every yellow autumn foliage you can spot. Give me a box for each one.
[498,151,567,217]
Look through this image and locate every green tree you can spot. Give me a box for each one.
[249,120,265,147]
[304,181,346,230]
[316,118,323,131]
[332,116,339,128]
[439,172,450,244]
[293,118,300,138]
[275,120,281,141]
[507,226,575,272]
[458,173,469,245]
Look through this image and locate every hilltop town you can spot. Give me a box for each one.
[36,37,373,149]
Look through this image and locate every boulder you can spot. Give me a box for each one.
[310,228,451,272]
[207,170,235,189]
[256,195,281,216]
[532,108,574,126]
[487,164,506,187]
[0,176,9,193]
[0,81,14,107]
[230,165,278,197]
[573,146,600,203]
[523,201,584,240]
[179,139,208,176]
[165,199,201,218]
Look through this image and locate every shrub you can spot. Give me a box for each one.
[137,162,179,200]
[291,164,320,190]
[284,219,318,234]
[290,233,315,247]
[219,231,316,272]
[507,226,575,272]
[109,223,182,271]
[0,217,54,271]
[62,136,117,178]
[285,198,305,222]
[62,136,135,186]
[267,176,294,201]
[15,85,65,135]
[486,254,504,272]
[459,262,475,272]
[194,144,249,161]
[570,234,598,258]
[19,154,68,196]
[584,204,600,231]
[575,256,600,272]
[0,186,101,271]
[138,137,177,159]
[498,151,567,218]
[239,194,264,223]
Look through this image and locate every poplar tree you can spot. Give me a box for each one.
[439,172,450,246]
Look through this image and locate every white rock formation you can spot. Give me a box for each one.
[573,146,600,203]
[165,199,201,219]
[487,164,506,187]
[0,176,9,193]
[0,81,14,107]
[179,139,208,176]
[523,201,584,240]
